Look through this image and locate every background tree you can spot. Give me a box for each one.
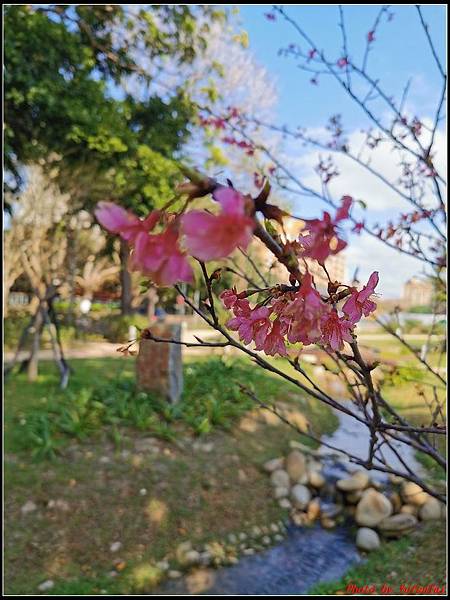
[72,227,120,301]
[4,4,226,314]
[4,4,223,191]
[6,166,70,380]
[3,225,25,317]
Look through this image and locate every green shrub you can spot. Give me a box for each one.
[53,300,120,315]
[17,381,167,458]
[4,314,31,349]
[409,305,432,314]
[19,412,63,460]
[95,314,150,342]
[385,364,426,386]
[401,319,446,335]
[180,359,254,434]
[402,319,426,334]
[14,358,263,458]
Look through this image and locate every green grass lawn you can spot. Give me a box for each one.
[373,336,446,478]
[358,334,445,365]
[4,355,337,595]
[4,335,446,595]
[309,521,446,595]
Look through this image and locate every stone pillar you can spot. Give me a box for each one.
[136,324,183,403]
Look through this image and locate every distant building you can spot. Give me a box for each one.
[8,291,30,307]
[402,277,433,308]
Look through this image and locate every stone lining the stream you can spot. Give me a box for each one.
[153,408,445,595]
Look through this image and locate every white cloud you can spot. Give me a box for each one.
[276,123,446,298]
[344,232,432,299]
[283,126,446,213]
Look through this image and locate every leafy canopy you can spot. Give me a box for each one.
[4,4,225,212]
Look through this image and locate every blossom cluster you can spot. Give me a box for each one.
[95,187,254,286]
[220,271,379,355]
[295,196,352,263]
[95,180,380,357]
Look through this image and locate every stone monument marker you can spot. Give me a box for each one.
[136,323,183,403]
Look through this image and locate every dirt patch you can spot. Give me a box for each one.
[4,395,332,595]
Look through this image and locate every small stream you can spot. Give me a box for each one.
[158,408,423,595]
[319,409,423,483]
[158,523,361,595]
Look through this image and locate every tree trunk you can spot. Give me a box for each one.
[27,304,44,381]
[66,226,77,326]
[45,298,71,389]
[120,239,133,316]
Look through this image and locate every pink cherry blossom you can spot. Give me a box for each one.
[95,201,159,243]
[281,273,329,345]
[181,187,254,261]
[219,288,250,315]
[227,306,271,346]
[259,319,288,356]
[220,288,239,309]
[297,213,346,263]
[320,310,354,351]
[221,268,377,356]
[221,290,288,357]
[297,197,352,263]
[130,226,193,287]
[342,271,379,324]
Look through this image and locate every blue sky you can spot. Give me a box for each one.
[7,6,446,299]
[239,4,446,127]
[236,5,447,297]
